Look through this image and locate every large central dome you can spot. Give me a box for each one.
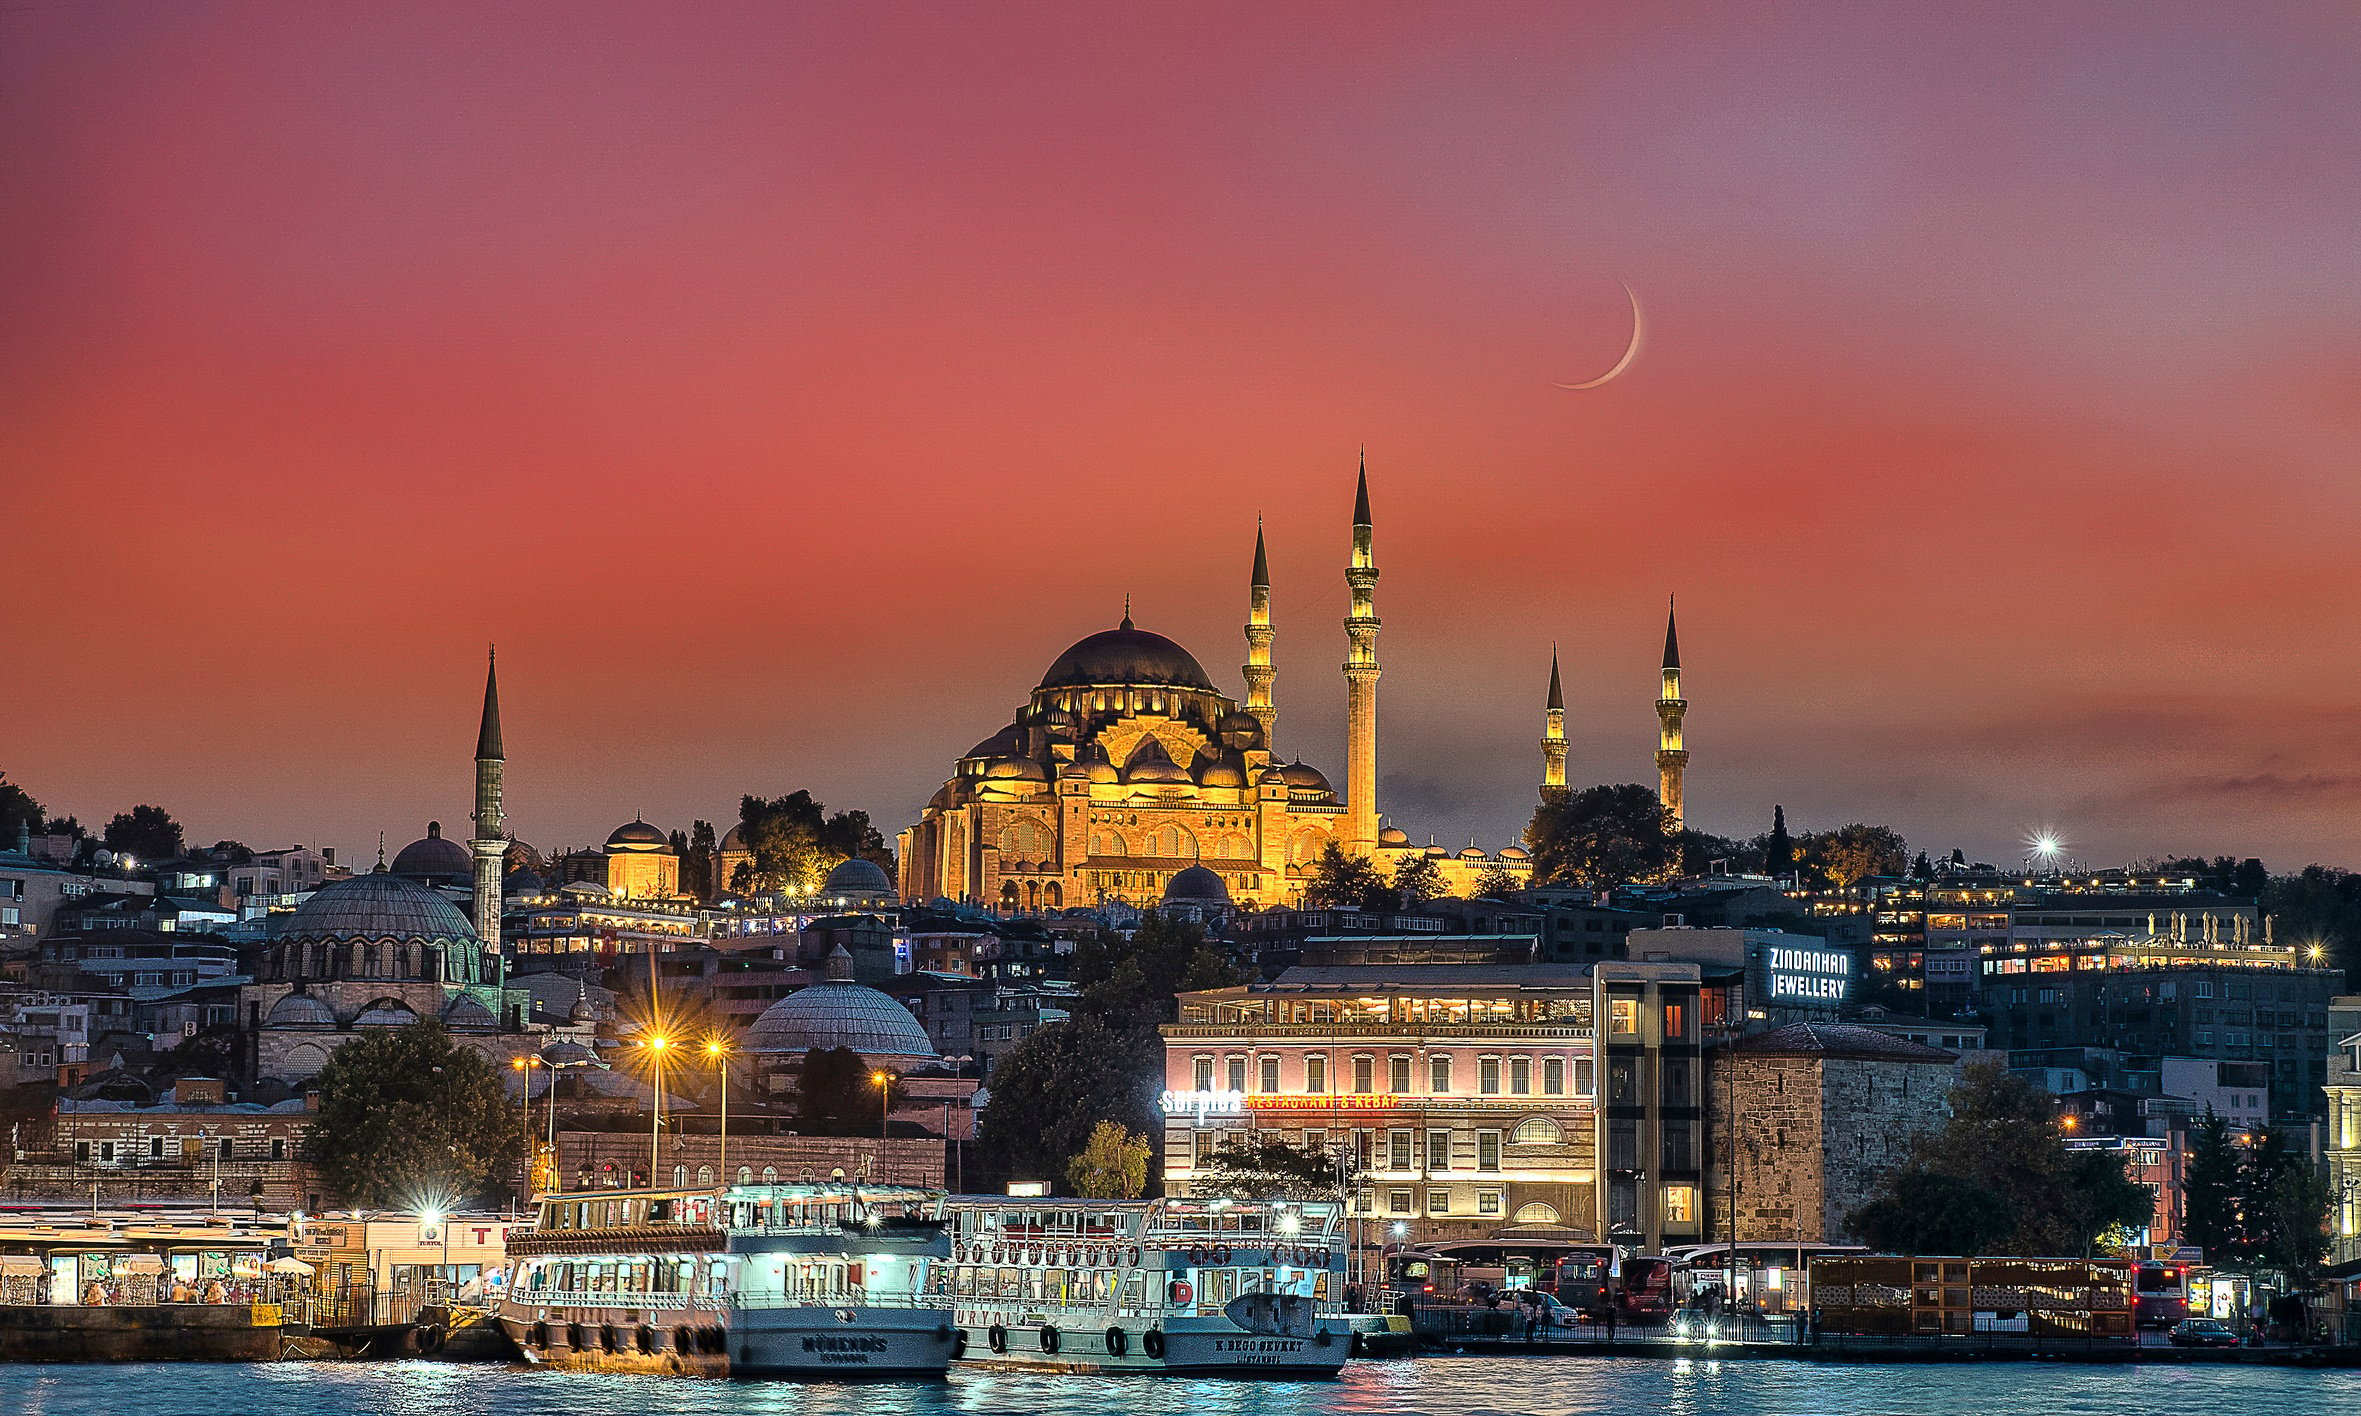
[1038,619,1215,692]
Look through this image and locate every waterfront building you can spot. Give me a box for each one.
[1592,960,1723,1252]
[556,818,687,901]
[1706,1022,1957,1246]
[1161,965,1599,1241]
[8,1077,314,1210]
[2328,997,2361,1268]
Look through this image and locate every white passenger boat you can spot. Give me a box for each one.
[499,1182,957,1378]
[938,1195,1351,1376]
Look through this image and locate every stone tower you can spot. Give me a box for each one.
[1655,598,1688,831]
[1541,644,1568,798]
[470,647,507,974]
[1242,519,1277,749]
[1342,456,1381,854]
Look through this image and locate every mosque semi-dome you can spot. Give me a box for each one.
[1196,754,1248,788]
[390,821,472,882]
[1038,622,1215,692]
[277,873,477,946]
[747,952,934,1060]
[1123,739,1193,786]
[605,818,671,852]
[1378,825,1411,847]
[264,991,336,1028]
[441,994,498,1031]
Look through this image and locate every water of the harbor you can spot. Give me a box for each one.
[0,1356,2348,1416]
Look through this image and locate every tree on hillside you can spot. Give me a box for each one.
[1885,1062,2148,1255]
[733,792,894,895]
[1524,785,1679,890]
[1194,1134,1361,1201]
[2181,1112,2243,1261]
[102,804,184,863]
[1066,1121,1152,1200]
[1849,1169,2015,1255]
[2243,1126,2332,1282]
[303,1021,525,1207]
[680,819,718,901]
[981,915,1241,1189]
[1392,852,1446,909]
[1763,805,1795,879]
[0,772,43,845]
[1803,824,1908,889]
[1300,843,1393,911]
[792,1046,908,1136]
[1468,859,1520,900]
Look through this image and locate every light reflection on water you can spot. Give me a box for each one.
[0,1355,2352,1416]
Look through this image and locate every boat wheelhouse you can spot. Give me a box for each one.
[939,1195,1350,1376]
[499,1182,956,1379]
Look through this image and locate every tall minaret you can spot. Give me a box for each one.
[469,646,508,984]
[1342,455,1382,854]
[1655,597,1689,831]
[1541,644,1567,799]
[1242,518,1277,748]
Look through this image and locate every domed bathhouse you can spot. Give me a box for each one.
[242,870,538,1084]
[744,945,937,1100]
[897,464,1529,910]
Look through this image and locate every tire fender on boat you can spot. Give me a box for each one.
[1141,1328,1165,1359]
[1104,1326,1127,1357]
[1038,1324,1060,1354]
[987,1324,1008,1354]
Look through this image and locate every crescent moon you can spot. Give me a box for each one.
[1554,282,1643,390]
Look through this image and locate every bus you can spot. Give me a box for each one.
[2133,1261,2191,1328]
[1382,1238,1605,1304]
[1614,1255,1675,1324]
[1546,1247,1618,1317]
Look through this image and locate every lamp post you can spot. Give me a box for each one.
[705,1038,732,1189]
[643,1034,673,1186]
[510,1057,539,1198]
[872,1071,891,1141]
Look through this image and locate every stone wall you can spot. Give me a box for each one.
[1708,1051,1952,1245]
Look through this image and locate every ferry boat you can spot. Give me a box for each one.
[939,1195,1351,1377]
[499,1182,957,1378]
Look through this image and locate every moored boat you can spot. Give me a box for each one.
[498,1181,957,1379]
[940,1195,1350,1377]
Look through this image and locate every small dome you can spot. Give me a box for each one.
[983,756,1049,782]
[1124,738,1192,786]
[1039,622,1215,692]
[1498,846,1530,861]
[1424,844,1450,858]
[1195,753,1248,789]
[606,818,670,852]
[278,874,477,946]
[1162,865,1231,906]
[1457,846,1489,862]
[541,1039,597,1066]
[441,994,497,1031]
[505,868,547,894]
[720,824,748,851]
[1215,711,1264,749]
[353,1000,419,1028]
[1079,751,1120,784]
[822,856,895,899]
[746,978,935,1060]
[1378,826,1411,847]
[265,992,336,1028]
[391,822,472,882]
[1276,760,1334,794]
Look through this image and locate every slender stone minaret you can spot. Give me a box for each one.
[1242,518,1277,749]
[1655,597,1688,831]
[1342,455,1381,854]
[1541,644,1568,799]
[469,646,508,992]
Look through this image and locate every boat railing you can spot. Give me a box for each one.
[509,1289,706,1311]
[729,1291,947,1312]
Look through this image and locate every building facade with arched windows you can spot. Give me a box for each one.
[1158,966,1599,1244]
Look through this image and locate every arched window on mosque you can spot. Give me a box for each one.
[1146,824,1197,859]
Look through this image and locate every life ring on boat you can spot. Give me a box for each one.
[1186,1246,1206,1265]
[1168,1280,1193,1305]
[1212,1246,1232,1265]
[1028,1247,1042,1266]
[1142,1328,1166,1359]
[1314,1247,1332,1267]
[987,1324,1008,1354]
[1038,1324,1060,1354]
[992,1244,1005,1264]
[1124,1245,1142,1266]
[1104,1326,1127,1356]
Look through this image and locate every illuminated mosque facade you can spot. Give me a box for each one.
[897,463,1679,912]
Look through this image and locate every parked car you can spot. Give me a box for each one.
[1499,1289,1582,1328]
[2167,1317,2241,1348]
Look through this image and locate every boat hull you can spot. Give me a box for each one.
[731,1304,959,1379]
[954,1315,1349,1377]
[498,1308,730,1376]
